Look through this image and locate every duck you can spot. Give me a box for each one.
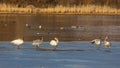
[11,38,24,49]
[91,39,101,49]
[50,37,59,50]
[104,36,111,48]
[32,37,43,48]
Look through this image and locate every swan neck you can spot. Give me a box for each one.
[104,36,108,41]
[55,38,59,43]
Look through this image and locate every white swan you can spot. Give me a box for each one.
[11,38,24,49]
[91,39,101,49]
[104,36,111,48]
[32,37,43,48]
[50,37,59,49]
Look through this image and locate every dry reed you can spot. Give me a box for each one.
[0,4,120,15]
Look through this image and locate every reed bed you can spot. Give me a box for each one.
[0,4,120,15]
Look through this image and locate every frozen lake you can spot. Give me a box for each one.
[0,41,120,68]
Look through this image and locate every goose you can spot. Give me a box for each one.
[11,38,24,49]
[32,37,43,48]
[91,39,101,49]
[50,37,59,49]
[104,36,111,48]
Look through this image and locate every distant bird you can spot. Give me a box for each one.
[11,38,24,49]
[104,36,111,48]
[91,39,101,49]
[32,37,43,48]
[50,37,59,50]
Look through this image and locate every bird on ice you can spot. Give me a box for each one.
[90,39,101,49]
[50,37,59,50]
[32,37,43,48]
[104,36,111,48]
[11,38,24,49]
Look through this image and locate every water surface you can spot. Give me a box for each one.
[0,14,120,41]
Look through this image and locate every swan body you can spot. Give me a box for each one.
[91,39,101,48]
[11,39,24,49]
[50,37,59,49]
[32,38,43,48]
[104,36,111,48]
[104,41,111,48]
[50,40,57,47]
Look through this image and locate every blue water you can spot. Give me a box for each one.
[0,41,120,68]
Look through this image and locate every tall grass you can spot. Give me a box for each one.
[0,4,120,15]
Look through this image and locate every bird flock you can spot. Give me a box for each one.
[11,37,59,50]
[10,36,111,50]
[91,36,111,49]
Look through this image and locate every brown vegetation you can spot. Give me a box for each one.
[0,4,120,15]
[0,0,120,15]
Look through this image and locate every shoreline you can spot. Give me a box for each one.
[0,12,120,16]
